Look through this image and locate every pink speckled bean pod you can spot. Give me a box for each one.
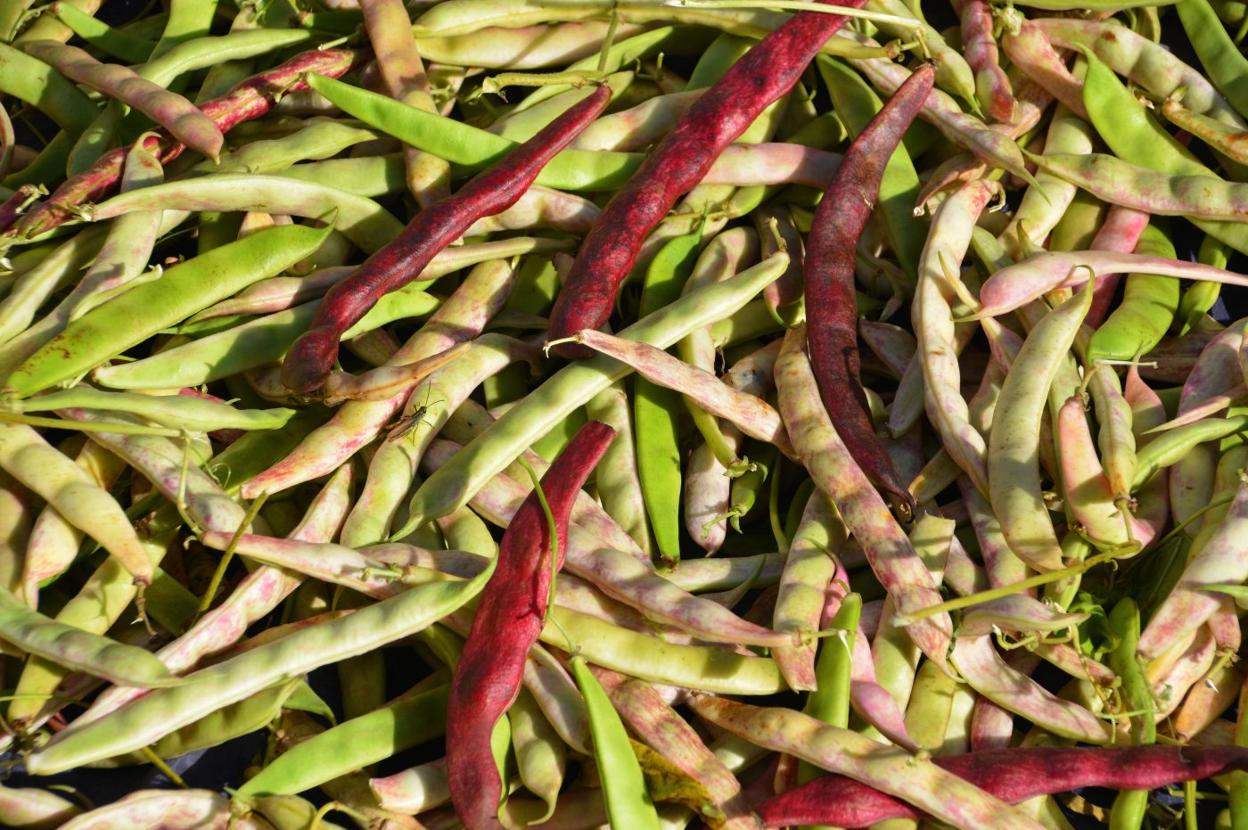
[22,41,224,161]
[1057,395,1130,547]
[241,258,515,498]
[690,695,1048,830]
[950,634,1113,744]
[1000,17,1088,120]
[975,251,1248,318]
[953,0,1014,121]
[567,328,794,457]
[571,89,701,152]
[776,325,952,672]
[849,620,916,750]
[462,186,600,236]
[20,438,125,608]
[772,490,843,691]
[684,440,732,554]
[73,464,353,727]
[1087,206,1150,327]
[913,178,996,494]
[360,0,451,205]
[598,670,762,830]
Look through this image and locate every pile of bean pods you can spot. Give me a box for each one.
[9,0,1248,827]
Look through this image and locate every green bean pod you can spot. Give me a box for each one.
[633,233,703,559]
[988,282,1094,572]
[571,657,662,830]
[92,175,403,253]
[101,677,305,767]
[4,222,332,398]
[13,387,295,432]
[308,72,642,192]
[1178,235,1230,335]
[1178,0,1248,118]
[1131,415,1248,489]
[236,683,450,797]
[26,560,494,774]
[1082,49,1248,256]
[798,592,860,794]
[0,584,180,688]
[1087,223,1180,364]
[1107,598,1155,829]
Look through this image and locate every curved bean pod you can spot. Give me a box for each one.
[447,421,614,830]
[0,782,81,829]
[772,491,843,691]
[0,583,178,687]
[1032,152,1248,220]
[340,336,534,547]
[0,423,150,584]
[92,175,403,253]
[22,41,223,160]
[545,0,867,354]
[57,790,236,830]
[282,85,610,392]
[957,0,1014,121]
[1132,415,1248,490]
[1000,18,1088,119]
[26,554,495,774]
[805,62,932,511]
[975,251,1248,318]
[13,387,294,432]
[987,283,1093,571]
[568,328,792,456]
[951,634,1112,743]
[914,179,996,495]
[691,695,1047,829]
[603,673,759,830]
[236,682,450,798]
[397,252,787,533]
[1176,0,1248,119]
[4,222,332,398]
[8,507,175,727]
[572,660,662,830]
[1161,97,1248,164]
[847,43,1033,180]
[361,0,450,206]
[756,745,1248,828]
[776,326,952,670]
